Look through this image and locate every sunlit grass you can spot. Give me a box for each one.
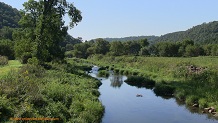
[0,60,22,78]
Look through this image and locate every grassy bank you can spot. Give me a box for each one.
[0,60,104,122]
[87,55,218,112]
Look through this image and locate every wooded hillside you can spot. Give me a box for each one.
[0,2,21,29]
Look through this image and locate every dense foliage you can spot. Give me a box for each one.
[13,0,82,63]
[0,2,21,29]
[0,61,104,122]
[154,21,218,44]
[68,38,150,58]
[69,38,218,58]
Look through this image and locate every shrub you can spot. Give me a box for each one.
[0,96,14,121]
[174,89,186,100]
[27,57,39,65]
[114,68,120,73]
[0,56,8,66]
[18,64,45,78]
[185,95,199,105]
[123,70,129,75]
[119,69,125,74]
[20,52,32,64]
[198,98,208,108]
[98,70,109,77]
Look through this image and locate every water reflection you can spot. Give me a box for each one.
[110,74,123,88]
[125,80,155,89]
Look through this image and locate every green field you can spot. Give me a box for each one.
[0,60,22,78]
[87,55,218,112]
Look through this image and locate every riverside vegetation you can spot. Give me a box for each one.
[1,0,218,121]
[0,0,105,122]
[0,57,104,122]
[86,55,218,115]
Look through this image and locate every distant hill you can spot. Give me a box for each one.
[0,2,21,29]
[104,36,158,43]
[154,21,218,44]
[101,21,218,45]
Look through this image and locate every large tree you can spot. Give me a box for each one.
[16,0,82,63]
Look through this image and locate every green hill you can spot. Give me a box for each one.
[0,2,21,29]
[101,21,218,45]
[154,21,218,44]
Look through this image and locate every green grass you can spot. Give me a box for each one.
[86,55,218,81]
[98,70,109,77]
[0,60,104,122]
[0,60,22,78]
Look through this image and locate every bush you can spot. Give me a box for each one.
[27,57,39,65]
[20,52,32,64]
[114,68,120,73]
[19,64,45,78]
[98,70,109,77]
[198,98,208,108]
[185,95,199,105]
[0,96,14,121]
[174,89,186,100]
[0,56,8,66]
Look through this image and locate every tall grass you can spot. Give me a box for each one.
[0,60,104,122]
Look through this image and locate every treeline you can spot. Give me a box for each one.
[0,30,82,61]
[104,35,158,43]
[67,38,218,58]
[66,38,149,58]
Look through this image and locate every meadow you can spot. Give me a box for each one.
[87,55,218,112]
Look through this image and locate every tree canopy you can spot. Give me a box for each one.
[15,0,82,63]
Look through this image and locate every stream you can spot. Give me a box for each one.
[89,66,218,123]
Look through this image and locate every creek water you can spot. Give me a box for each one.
[90,66,218,123]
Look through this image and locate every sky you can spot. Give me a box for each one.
[1,0,218,41]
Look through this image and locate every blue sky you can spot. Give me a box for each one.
[1,0,218,41]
